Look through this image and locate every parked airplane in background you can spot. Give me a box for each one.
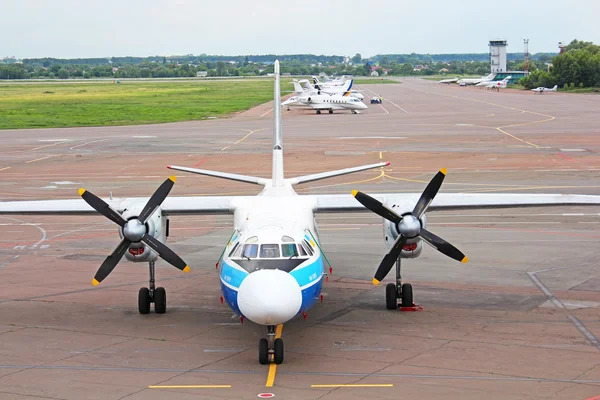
[438,76,460,84]
[459,73,496,86]
[532,85,558,94]
[2,61,600,366]
[282,82,368,114]
[296,79,364,100]
[312,75,348,87]
[476,76,511,90]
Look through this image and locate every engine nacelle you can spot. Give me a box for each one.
[382,205,427,259]
[119,205,167,263]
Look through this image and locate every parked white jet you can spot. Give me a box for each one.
[532,85,558,94]
[2,60,600,366]
[291,79,364,101]
[282,88,367,114]
[438,76,460,84]
[476,76,511,90]
[312,75,347,87]
[458,73,496,86]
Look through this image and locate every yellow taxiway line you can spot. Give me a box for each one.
[311,384,394,388]
[265,324,284,387]
[148,385,231,389]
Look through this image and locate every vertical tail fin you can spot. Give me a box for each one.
[292,79,304,93]
[272,60,284,186]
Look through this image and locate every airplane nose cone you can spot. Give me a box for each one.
[237,269,302,325]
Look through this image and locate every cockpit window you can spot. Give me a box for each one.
[260,244,280,258]
[281,243,297,258]
[281,235,294,243]
[297,244,307,256]
[242,244,258,258]
[228,242,240,257]
[301,240,314,256]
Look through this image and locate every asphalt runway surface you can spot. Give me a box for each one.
[1,78,600,399]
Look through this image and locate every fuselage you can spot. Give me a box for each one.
[218,185,325,326]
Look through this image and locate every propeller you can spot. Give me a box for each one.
[352,168,468,285]
[78,176,189,286]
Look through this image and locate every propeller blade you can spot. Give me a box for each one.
[138,176,176,223]
[373,235,407,284]
[412,169,446,219]
[141,234,190,272]
[93,238,131,285]
[420,228,468,263]
[352,190,402,224]
[79,188,126,227]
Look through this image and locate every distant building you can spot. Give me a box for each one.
[439,68,449,73]
[489,39,508,73]
[371,70,379,77]
[197,71,208,77]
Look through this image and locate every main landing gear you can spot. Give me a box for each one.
[385,258,413,310]
[258,325,284,365]
[138,261,167,314]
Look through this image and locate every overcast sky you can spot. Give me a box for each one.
[2,0,599,59]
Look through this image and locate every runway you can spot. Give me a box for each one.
[1,78,600,399]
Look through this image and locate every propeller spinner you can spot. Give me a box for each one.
[352,169,468,285]
[78,176,189,286]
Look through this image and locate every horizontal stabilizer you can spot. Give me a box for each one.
[289,162,388,185]
[167,165,267,185]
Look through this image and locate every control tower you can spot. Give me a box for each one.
[489,40,508,73]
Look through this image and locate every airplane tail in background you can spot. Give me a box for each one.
[342,79,353,92]
[551,85,558,91]
[272,60,284,187]
[292,79,304,93]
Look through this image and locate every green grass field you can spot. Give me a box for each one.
[0,80,279,129]
[0,78,397,129]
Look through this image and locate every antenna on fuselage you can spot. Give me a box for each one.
[272,60,284,187]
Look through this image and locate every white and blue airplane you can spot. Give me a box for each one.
[2,61,600,365]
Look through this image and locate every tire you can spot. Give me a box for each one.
[386,283,397,310]
[138,287,151,315]
[328,109,333,114]
[273,338,284,365]
[316,110,321,114]
[154,287,166,314]
[401,283,413,307]
[258,338,269,365]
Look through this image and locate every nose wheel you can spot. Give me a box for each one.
[258,325,284,365]
[138,261,167,314]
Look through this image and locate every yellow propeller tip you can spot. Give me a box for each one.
[169,175,177,183]
[351,190,358,197]
[92,278,100,286]
[440,168,447,175]
[461,256,469,264]
[183,265,190,272]
[372,278,380,285]
[78,188,86,196]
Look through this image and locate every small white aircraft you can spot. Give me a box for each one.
[2,61,600,366]
[312,75,348,87]
[458,73,496,86]
[476,76,511,90]
[438,76,460,84]
[532,85,558,94]
[281,88,368,114]
[299,79,365,100]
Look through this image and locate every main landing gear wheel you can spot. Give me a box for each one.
[138,287,151,314]
[316,110,321,114]
[386,283,397,310]
[154,287,166,314]
[138,261,168,314]
[401,283,413,307]
[258,338,269,365]
[328,109,333,114]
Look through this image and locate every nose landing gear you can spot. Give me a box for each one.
[258,325,284,365]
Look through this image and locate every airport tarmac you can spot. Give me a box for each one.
[0,77,599,399]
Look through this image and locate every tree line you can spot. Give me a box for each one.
[519,40,600,89]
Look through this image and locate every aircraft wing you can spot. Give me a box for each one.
[312,193,600,213]
[0,196,240,216]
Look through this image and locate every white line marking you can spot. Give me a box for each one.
[38,139,70,142]
[69,139,107,150]
[378,104,389,114]
[133,136,157,138]
[559,148,586,152]
[260,108,273,117]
